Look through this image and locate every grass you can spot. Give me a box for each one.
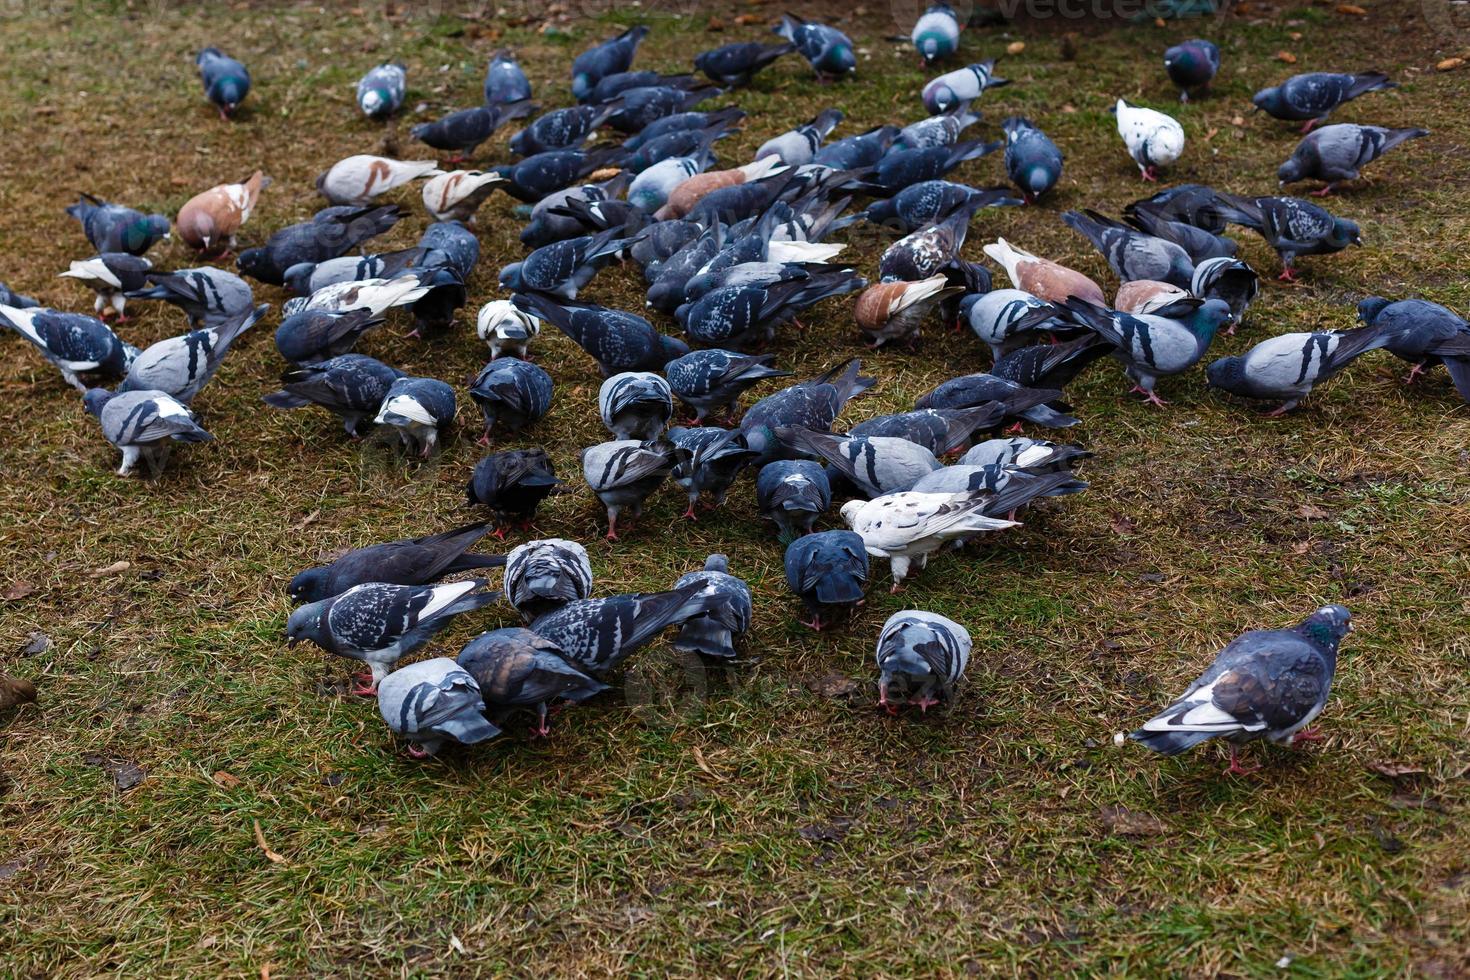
[2,0,1468,974]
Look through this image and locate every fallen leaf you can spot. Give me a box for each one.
[211,771,243,789]
[296,509,320,529]
[1231,114,1246,126]
[260,964,274,980]
[1061,103,1077,114]
[449,935,467,954]
[1289,31,1303,40]
[1100,805,1168,836]
[1335,3,1367,14]
[1437,57,1465,72]
[733,13,760,25]
[19,632,50,657]
[253,820,287,864]
[111,761,145,792]
[1204,127,1219,140]
[706,16,724,30]
[3,582,35,601]
[798,817,853,842]
[1298,503,1328,519]
[88,560,131,578]
[1368,760,1426,780]
[1291,540,1312,555]
[1006,41,1025,55]
[1154,16,1166,26]
[588,167,622,182]
[1276,51,1298,64]
[806,672,859,698]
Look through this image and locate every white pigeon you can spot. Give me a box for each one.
[316,154,442,206]
[422,170,506,223]
[476,299,542,359]
[841,490,1018,591]
[1114,99,1185,181]
[286,275,428,317]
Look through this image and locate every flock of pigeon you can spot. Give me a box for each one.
[4,7,1464,773]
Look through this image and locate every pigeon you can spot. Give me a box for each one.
[1209,193,1361,281]
[195,47,250,119]
[58,254,152,320]
[878,208,977,283]
[773,13,856,80]
[174,170,269,256]
[282,247,426,298]
[503,538,594,623]
[1123,206,1237,264]
[411,101,536,163]
[914,373,1074,428]
[776,427,941,499]
[117,303,267,402]
[477,300,542,360]
[1062,209,1195,288]
[416,220,482,281]
[1120,605,1352,774]
[1125,183,1228,234]
[671,555,751,659]
[587,70,698,105]
[457,628,607,736]
[468,356,553,443]
[1206,322,1396,414]
[668,425,758,517]
[1113,280,1190,315]
[756,108,844,166]
[957,438,1090,471]
[286,578,500,693]
[629,157,706,213]
[582,438,688,539]
[237,205,403,286]
[656,157,788,220]
[854,276,964,348]
[1,305,138,391]
[1114,99,1185,181]
[262,353,404,436]
[893,106,983,152]
[82,386,213,476]
[1002,117,1064,204]
[842,489,1020,590]
[273,308,383,364]
[284,274,427,320]
[466,448,561,530]
[529,581,732,675]
[376,658,501,757]
[869,138,1003,195]
[373,376,455,457]
[1163,39,1220,102]
[811,124,901,171]
[288,522,503,605]
[666,349,792,423]
[912,2,962,63]
[499,230,634,300]
[961,288,1069,360]
[1358,296,1470,393]
[991,334,1113,392]
[757,459,831,541]
[404,265,468,337]
[0,283,38,308]
[740,359,875,460]
[783,530,869,630]
[65,194,171,256]
[624,106,749,150]
[695,41,794,86]
[849,405,1038,456]
[1277,124,1428,195]
[357,62,407,118]
[681,271,866,350]
[681,261,814,306]
[600,372,674,440]
[624,120,733,174]
[875,610,971,712]
[1057,295,1232,406]
[922,61,1008,114]
[909,461,1089,506]
[521,171,631,248]
[983,238,1106,305]
[1191,257,1260,322]
[485,49,532,105]
[572,25,652,102]
[861,182,1019,233]
[510,103,621,156]
[1253,71,1396,132]
[514,293,689,376]
[317,155,441,206]
[495,146,627,205]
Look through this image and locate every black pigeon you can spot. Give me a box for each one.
[680,271,866,350]
[466,448,561,532]
[869,139,1003,195]
[991,335,1113,391]
[65,193,171,256]
[237,206,403,286]
[529,581,733,674]
[665,349,791,423]
[510,104,621,156]
[572,25,652,103]
[1002,117,1064,204]
[274,308,382,364]
[695,41,795,86]
[499,230,634,299]
[457,628,608,736]
[784,530,868,631]
[740,359,875,462]
[411,101,536,162]
[468,356,554,443]
[262,353,404,436]
[514,292,689,376]
[287,523,504,604]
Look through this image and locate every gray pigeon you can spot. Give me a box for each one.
[65,193,171,255]
[1277,124,1428,195]
[82,388,212,476]
[457,628,607,736]
[1054,296,1232,407]
[875,610,971,713]
[1062,210,1195,288]
[841,488,1019,590]
[669,426,758,517]
[499,229,634,299]
[117,304,268,403]
[773,13,856,80]
[599,372,674,440]
[127,267,255,328]
[756,459,831,541]
[958,438,1091,472]
[1209,193,1360,281]
[1002,116,1064,204]
[357,62,407,119]
[776,427,940,499]
[287,522,503,604]
[1206,323,1395,415]
[960,288,1069,361]
[286,578,500,693]
[529,581,733,674]
[237,205,404,286]
[1190,257,1259,324]
[1163,39,1220,102]
[262,353,404,436]
[665,349,792,424]
[59,254,152,320]
[1252,71,1394,132]
[756,108,844,166]
[582,438,689,539]
[783,530,868,630]
[848,405,1041,456]
[468,356,553,444]
[196,46,251,118]
[375,376,456,457]
[914,372,1074,428]
[896,106,982,151]
[503,538,594,623]
[1124,208,1237,264]
[1358,296,1470,394]
[1119,605,1352,774]
[1,305,138,391]
[376,657,501,758]
[515,292,689,377]
[671,555,752,659]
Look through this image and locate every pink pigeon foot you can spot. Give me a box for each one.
[1224,745,1260,776]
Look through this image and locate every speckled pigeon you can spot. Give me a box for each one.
[457,628,607,736]
[1209,193,1360,280]
[503,538,593,623]
[499,229,634,299]
[1,305,137,391]
[862,181,1018,234]
[842,488,1022,590]
[894,107,982,152]
[529,580,735,674]
[357,62,406,118]
[668,425,757,517]
[411,101,536,163]
[515,293,689,376]
[262,353,403,436]
[773,13,856,80]
[1253,71,1395,132]
[664,348,791,423]
[237,205,403,286]
[468,356,552,444]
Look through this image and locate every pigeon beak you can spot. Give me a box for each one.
[1352,234,1363,246]
[285,637,298,648]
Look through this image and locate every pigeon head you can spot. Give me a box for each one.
[1186,298,1234,344]
[658,333,692,363]
[824,43,856,76]
[282,263,316,296]
[498,262,524,291]
[1276,147,1310,185]
[287,567,329,604]
[237,246,272,281]
[1332,217,1363,248]
[704,554,730,574]
[922,83,958,115]
[839,499,864,526]
[1355,296,1392,324]
[82,388,115,417]
[212,78,247,114]
[1204,354,1246,394]
[1300,604,1353,650]
[284,603,324,648]
[360,88,387,115]
[1250,86,1283,116]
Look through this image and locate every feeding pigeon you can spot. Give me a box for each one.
[854,276,964,348]
[499,230,635,299]
[740,359,875,461]
[1119,605,1352,774]
[861,182,1019,233]
[582,438,688,539]
[572,25,652,102]
[876,610,971,713]
[416,220,481,281]
[1125,183,1228,233]
[288,522,503,605]
[65,193,171,256]
[773,13,856,80]
[776,427,941,499]
[670,554,751,660]
[373,376,455,457]
[411,101,537,163]
[237,205,403,286]
[757,459,831,541]
[357,62,406,118]
[961,288,1069,360]
[680,271,866,350]
[81,388,211,476]
[457,628,606,736]
[174,170,269,257]
[1253,71,1395,132]
[195,46,250,119]
[1,305,137,391]
[624,119,732,174]
[991,334,1113,392]
[286,578,500,694]
[475,300,542,360]
[529,580,733,675]
[695,41,794,86]
[1277,124,1428,195]
[118,303,267,402]
[1002,116,1064,204]
[1124,206,1237,264]
[273,308,382,364]
[1209,193,1360,281]
[909,459,1088,506]
[1163,39,1220,102]
[655,157,788,220]
[1206,322,1396,414]
[468,356,553,443]
[282,247,425,297]
[783,530,868,630]
[521,171,631,248]
[403,265,467,337]
[58,254,152,320]
[600,372,674,440]
[376,657,500,757]
[811,124,900,171]
[912,2,962,63]
[1062,209,1195,288]
[1191,257,1259,322]
[849,405,1041,456]
[485,49,532,105]
[510,103,621,157]
[922,60,1008,114]
[625,106,748,150]
[983,238,1106,305]
[894,106,983,152]
[587,69,697,105]
[1114,99,1185,181]
[1358,296,1470,394]
[914,372,1074,428]
[666,349,791,423]
[466,448,561,531]
[262,353,404,436]
[284,274,428,319]
[756,108,844,166]
[957,437,1091,471]
[681,261,813,307]
[514,293,688,376]
[869,138,1003,195]
[1054,295,1232,406]
[317,155,441,206]
[629,157,707,213]
[842,488,1022,590]
[419,169,506,225]
[495,146,627,205]
[503,538,594,623]
[878,207,977,283]
[668,425,757,517]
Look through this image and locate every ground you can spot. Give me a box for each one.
[1,0,1468,974]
